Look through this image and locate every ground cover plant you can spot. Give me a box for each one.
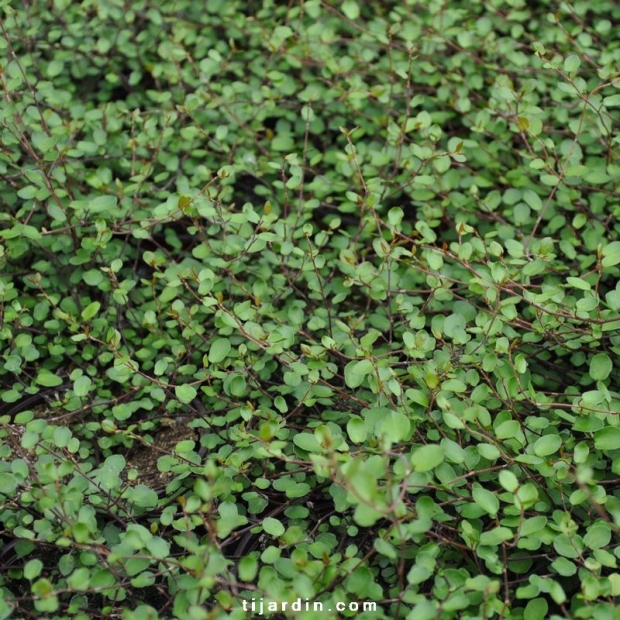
[1,0,620,618]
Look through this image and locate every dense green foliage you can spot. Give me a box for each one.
[1,0,620,618]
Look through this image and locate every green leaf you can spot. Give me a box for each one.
[433,155,451,173]
[341,0,360,20]
[352,502,384,527]
[175,384,197,403]
[127,485,158,509]
[208,337,232,363]
[603,94,620,107]
[47,60,65,79]
[0,598,14,620]
[217,502,248,538]
[590,353,612,381]
[583,524,611,550]
[239,556,258,582]
[524,597,548,620]
[550,557,577,577]
[95,455,125,490]
[24,559,43,580]
[17,185,38,199]
[563,54,581,73]
[499,470,519,492]
[521,516,547,537]
[566,276,590,291]
[407,601,438,620]
[223,373,247,397]
[523,189,543,211]
[594,427,620,451]
[90,569,115,589]
[74,374,92,397]
[479,526,513,545]
[412,444,445,472]
[87,195,118,213]
[146,536,170,559]
[344,359,374,388]
[472,486,500,517]
[496,420,520,440]
[347,416,367,443]
[377,410,411,442]
[174,439,195,453]
[36,370,64,387]
[533,434,562,457]
[53,426,72,448]
[81,301,100,321]
[31,577,54,597]
[67,567,90,591]
[553,533,583,559]
[441,379,467,392]
[601,241,620,267]
[263,517,285,537]
[388,207,403,227]
[125,557,150,577]
[0,473,18,498]
[293,433,321,452]
[478,443,500,460]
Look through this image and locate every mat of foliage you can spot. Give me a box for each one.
[1,1,620,619]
